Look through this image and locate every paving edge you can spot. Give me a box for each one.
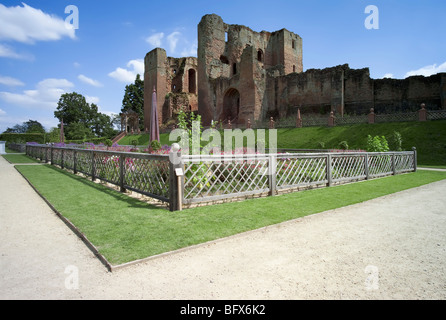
[14,165,114,272]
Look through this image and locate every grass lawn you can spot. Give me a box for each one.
[2,154,40,164]
[15,164,446,266]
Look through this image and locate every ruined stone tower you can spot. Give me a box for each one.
[143,48,198,131]
[197,14,303,126]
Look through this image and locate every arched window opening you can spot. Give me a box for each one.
[233,63,237,75]
[188,69,196,94]
[257,49,263,62]
[222,88,241,122]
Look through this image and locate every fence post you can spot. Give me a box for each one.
[364,153,370,180]
[50,145,54,165]
[327,154,332,186]
[169,145,183,211]
[268,154,277,196]
[412,147,417,172]
[391,153,396,175]
[73,149,77,174]
[328,111,335,127]
[368,108,375,124]
[44,146,48,163]
[418,103,427,121]
[61,148,64,169]
[91,151,96,181]
[119,155,126,192]
[296,108,302,128]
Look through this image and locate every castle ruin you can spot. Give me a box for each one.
[144,14,446,130]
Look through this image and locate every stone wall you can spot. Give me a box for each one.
[267,64,445,118]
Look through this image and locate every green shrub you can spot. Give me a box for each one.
[150,140,162,151]
[104,139,113,147]
[389,131,403,151]
[339,141,349,150]
[366,135,389,152]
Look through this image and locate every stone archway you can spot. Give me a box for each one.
[222,88,240,122]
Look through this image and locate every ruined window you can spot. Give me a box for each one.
[173,69,177,74]
[172,84,176,92]
[188,69,196,94]
[225,31,228,42]
[257,49,263,62]
[220,55,229,64]
[233,63,237,75]
[293,65,296,72]
[292,40,295,49]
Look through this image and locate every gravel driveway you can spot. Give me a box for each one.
[1,156,445,300]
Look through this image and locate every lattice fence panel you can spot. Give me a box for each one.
[427,110,446,120]
[395,153,414,173]
[75,150,93,176]
[375,112,418,123]
[335,116,368,125]
[63,149,75,170]
[93,153,120,185]
[123,157,170,199]
[52,148,62,166]
[331,155,366,181]
[368,154,393,177]
[183,156,269,201]
[276,155,327,188]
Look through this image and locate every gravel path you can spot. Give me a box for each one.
[1,156,445,300]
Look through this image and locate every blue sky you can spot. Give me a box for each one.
[0,0,445,132]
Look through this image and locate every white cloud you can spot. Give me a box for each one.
[108,59,144,83]
[167,31,181,53]
[0,3,75,44]
[0,75,25,86]
[405,62,446,78]
[146,32,164,47]
[0,78,74,110]
[0,108,6,115]
[382,73,394,79]
[78,74,103,87]
[0,43,33,60]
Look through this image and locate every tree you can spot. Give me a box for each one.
[47,127,64,143]
[3,120,45,133]
[121,74,144,129]
[23,120,45,133]
[54,92,115,140]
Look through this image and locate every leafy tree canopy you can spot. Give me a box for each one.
[54,92,116,140]
[121,74,144,129]
[3,120,45,134]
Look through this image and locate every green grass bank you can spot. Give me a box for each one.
[118,120,446,166]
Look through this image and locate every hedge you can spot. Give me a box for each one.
[0,133,46,144]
